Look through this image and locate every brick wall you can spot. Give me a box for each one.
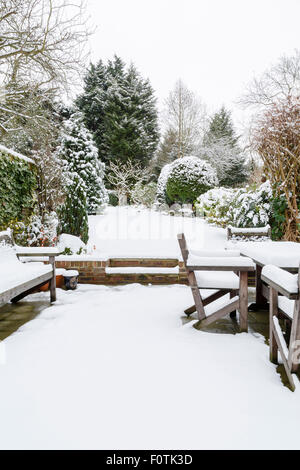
[55,258,255,286]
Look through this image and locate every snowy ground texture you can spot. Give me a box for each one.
[1,206,300,450]
[1,284,300,450]
[87,206,226,258]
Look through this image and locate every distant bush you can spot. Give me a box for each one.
[131,182,157,207]
[197,181,273,228]
[157,156,218,204]
[108,190,119,206]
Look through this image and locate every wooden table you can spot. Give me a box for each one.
[236,241,300,309]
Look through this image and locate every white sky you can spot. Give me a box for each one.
[86,0,300,131]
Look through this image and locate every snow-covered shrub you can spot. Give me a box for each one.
[26,212,59,246]
[165,156,218,204]
[196,187,235,227]
[131,182,157,207]
[155,162,172,204]
[230,181,272,227]
[58,233,87,255]
[6,212,59,247]
[197,180,273,228]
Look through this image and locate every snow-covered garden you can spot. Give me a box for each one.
[1,0,300,452]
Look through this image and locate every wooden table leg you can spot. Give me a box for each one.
[49,256,56,302]
[269,287,278,364]
[239,271,248,332]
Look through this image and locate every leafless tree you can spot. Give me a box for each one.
[0,0,91,135]
[106,159,147,205]
[163,79,207,158]
[239,49,300,109]
[252,96,300,241]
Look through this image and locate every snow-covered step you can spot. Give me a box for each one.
[105,266,179,275]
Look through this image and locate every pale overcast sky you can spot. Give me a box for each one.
[86,0,300,129]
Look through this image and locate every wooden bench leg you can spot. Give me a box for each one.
[49,256,56,303]
[230,290,237,318]
[269,287,278,364]
[239,271,248,332]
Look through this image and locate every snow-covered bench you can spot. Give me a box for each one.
[261,264,300,391]
[227,225,271,242]
[0,229,60,305]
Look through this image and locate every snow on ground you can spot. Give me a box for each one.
[0,284,300,450]
[88,206,226,258]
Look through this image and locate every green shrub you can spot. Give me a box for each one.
[0,149,37,227]
[165,156,218,204]
[108,190,119,206]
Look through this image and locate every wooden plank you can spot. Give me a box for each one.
[188,271,206,320]
[184,290,231,316]
[239,271,248,332]
[269,287,278,364]
[16,249,61,257]
[186,265,255,272]
[0,271,53,304]
[261,273,298,300]
[272,316,295,391]
[198,298,239,328]
[255,264,270,307]
[262,283,270,301]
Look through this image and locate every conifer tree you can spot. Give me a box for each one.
[76,56,159,167]
[201,106,248,187]
[56,112,108,213]
[58,175,89,244]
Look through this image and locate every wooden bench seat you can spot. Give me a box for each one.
[0,229,60,305]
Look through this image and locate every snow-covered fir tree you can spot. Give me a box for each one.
[58,175,89,244]
[200,107,248,187]
[76,55,159,167]
[56,112,108,213]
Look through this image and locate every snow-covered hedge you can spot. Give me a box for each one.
[196,181,273,228]
[0,146,36,228]
[156,156,218,204]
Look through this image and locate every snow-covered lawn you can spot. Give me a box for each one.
[88,206,226,258]
[1,284,300,450]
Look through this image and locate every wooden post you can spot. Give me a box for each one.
[288,265,300,372]
[239,271,248,332]
[49,255,56,302]
[255,264,268,308]
[269,286,278,364]
[230,290,237,318]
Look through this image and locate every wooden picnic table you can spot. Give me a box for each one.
[236,241,300,309]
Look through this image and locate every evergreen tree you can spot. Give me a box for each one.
[76,56,159,167]
[200,106,248,187]
[58,175,89,244]
[56,112,108,213]
[204,106,238,146]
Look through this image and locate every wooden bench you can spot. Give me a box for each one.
[262,264,300,391]
[227,225,271,242]
[0,229,61,305]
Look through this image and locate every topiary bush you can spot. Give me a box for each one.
[0,147,37,227]
[165,156,218,204]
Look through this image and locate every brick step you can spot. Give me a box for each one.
[108,258,179,268]
[106,266,179,275]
